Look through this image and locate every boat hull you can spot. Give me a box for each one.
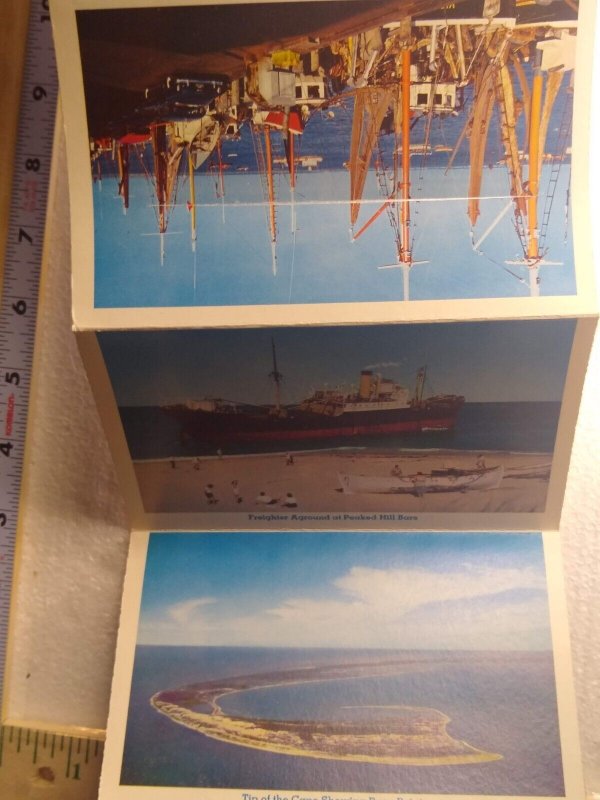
[164,402,463,445]
[338,465,504,495]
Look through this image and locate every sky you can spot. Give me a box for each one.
[93,166,575,308]
[137,531,551,651]
[98,318,575,406]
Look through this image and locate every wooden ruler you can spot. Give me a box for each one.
[0,4,105,798]
[0,724,104,799]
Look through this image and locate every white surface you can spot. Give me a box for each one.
[5,39,600,794]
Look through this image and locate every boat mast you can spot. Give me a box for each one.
[287,128,296,233]
[117,142,129,213]
[414,366,426,406]
[187,147,197,253]
[525,47,543,294]
[399,46,412,299]
[152,124,168,265]
[269,338,284,412]
[216,139,226,223]
[264,126,278,275]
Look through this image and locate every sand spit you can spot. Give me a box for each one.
[134,449,551,514]
[150,660,502,766]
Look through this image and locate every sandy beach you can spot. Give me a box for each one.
[133,449,551,514]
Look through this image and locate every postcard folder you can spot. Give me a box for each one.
[99,530,585,800]
[77,315,596,532]
[49,0,599,331]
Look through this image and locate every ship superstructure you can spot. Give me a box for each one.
[163,352,465,446]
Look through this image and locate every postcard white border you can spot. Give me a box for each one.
[50,0,599,331]
[77,316,597,534]
[99,529,584,800]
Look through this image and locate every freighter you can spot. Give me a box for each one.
[163,345,465,445]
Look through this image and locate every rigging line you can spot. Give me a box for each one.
[493,55,528,258]
[287,228,297,304]
[539,84,572,248]
[564,168,572,244]
[474,246,528,285]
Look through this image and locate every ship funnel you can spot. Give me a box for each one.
[359,370,373,400]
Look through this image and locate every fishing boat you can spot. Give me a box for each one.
[455,13,577,295]
[337,464,504,495]
[163,344,465,446]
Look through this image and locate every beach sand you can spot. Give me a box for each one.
[133,449,551,514]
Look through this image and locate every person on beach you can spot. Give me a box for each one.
[281,492,298,508]
[256,491,278,505]
[204,483,218,504]
[391,464,402,476]
[193,457,201,471]
[231,480,242,504]
[476,454,486,470]
[286,452,294,466]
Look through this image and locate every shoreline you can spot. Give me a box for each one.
[150,695,502,767]
[133,448,551,514]
[148,661,502,766]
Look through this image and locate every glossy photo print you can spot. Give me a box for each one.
[93,317,585,529]
[99,530,584,799]
[50,0,597,328]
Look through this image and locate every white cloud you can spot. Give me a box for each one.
[167,596,216,626]
[140,565,550,650]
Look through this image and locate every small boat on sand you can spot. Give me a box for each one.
[338,465,504,496]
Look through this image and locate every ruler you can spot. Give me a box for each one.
[0,724,103,799]
[0,3,105,798]
[0,0,58,707]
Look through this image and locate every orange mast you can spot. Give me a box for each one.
[527,49,543,263]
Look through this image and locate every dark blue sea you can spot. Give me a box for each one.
[118,400,561,460]
[120,646,564,795]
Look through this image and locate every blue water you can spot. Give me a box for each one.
[120,646,564,795]
[92,76,576,307]
[118,401,561,460]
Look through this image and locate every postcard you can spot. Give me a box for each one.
[50,0,598,329]
[78,316,595,531]
[99,530,584,799]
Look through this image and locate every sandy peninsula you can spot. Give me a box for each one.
[150,660,502,766]
[133,448,551,514]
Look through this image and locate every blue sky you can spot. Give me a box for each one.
[98,318,575,406]
[137,532,551,651]
[93,165,575,308]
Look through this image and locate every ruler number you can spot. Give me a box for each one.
[26,158,40,173]
[0,514,6,527]
[12,300,27,316]
[5,372,20,386]
[32,85,47,101]
[18,228,33,245]
[40,0,50,22]
[0,443,14,458]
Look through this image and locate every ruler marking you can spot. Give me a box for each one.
[0,0,57,714]
[33,730,39,764]
[66,736,73,778]
[85,737,90,764]
[16,726,22,753]
[50,733,55,758]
